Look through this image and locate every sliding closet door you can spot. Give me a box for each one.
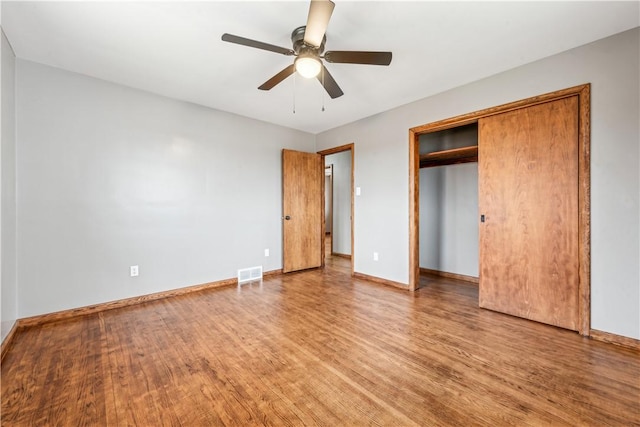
[478,96,579,331]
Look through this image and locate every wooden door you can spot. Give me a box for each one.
[478,96,579,330]
[282,149,323,273]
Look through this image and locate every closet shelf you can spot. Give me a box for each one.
[419,146,478,168]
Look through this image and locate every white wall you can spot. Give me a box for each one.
[317,28,640,339]
[16,60,315,318]
[1,28,17,341]
[420,126,479,277]
[325,150,351,255]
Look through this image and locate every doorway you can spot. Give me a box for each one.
[324,164,334,257]
[318,143,354,275]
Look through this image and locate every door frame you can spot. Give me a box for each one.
[325,164,334,251]
[318,143,355,276]
[409,84,591,336]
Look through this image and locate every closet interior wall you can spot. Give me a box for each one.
[419,124,479,280]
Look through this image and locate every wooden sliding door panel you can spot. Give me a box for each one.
[282,149,323,273]
[478,96,579,330]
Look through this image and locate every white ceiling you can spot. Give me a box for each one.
[2,1,639,134]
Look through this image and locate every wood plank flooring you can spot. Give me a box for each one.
[2,255,639,426]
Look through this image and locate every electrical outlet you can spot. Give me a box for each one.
[264,248,270,257]
[130,265,139,277]
[373,252,379,261]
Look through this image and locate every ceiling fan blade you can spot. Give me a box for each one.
[324,51,392,66]
[317,64,343,99]
[258,64,296,91]
[304,0,335,48]
[222,33,294,56]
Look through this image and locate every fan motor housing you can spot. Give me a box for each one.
[291,26,326,55]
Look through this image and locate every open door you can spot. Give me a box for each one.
[282,149,323,273]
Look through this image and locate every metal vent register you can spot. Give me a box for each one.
[237,266,263,284]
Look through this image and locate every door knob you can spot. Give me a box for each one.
[284,215,291,220]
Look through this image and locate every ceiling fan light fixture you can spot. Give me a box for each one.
[221,0,391,99]
[295,55,321,78]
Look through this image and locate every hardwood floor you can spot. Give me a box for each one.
[2,256,639,426]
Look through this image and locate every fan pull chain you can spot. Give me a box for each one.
[321,66,325,112]
[292,72,296,114]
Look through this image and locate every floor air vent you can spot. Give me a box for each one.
[237,266,263,284]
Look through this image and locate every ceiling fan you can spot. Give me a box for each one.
[221,0,392,99]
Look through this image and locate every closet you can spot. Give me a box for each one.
[409,84,590,335]
[419,124,479,282]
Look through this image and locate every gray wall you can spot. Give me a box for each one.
[317,28,640,340]
[8,28,640,340]
[420,164,479,277]
[324,174,331,232]
[325,151,351,255]
[1,29,17,341]
[419,127,479,277]
[16,60,315,318]
[420,166,442,270]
